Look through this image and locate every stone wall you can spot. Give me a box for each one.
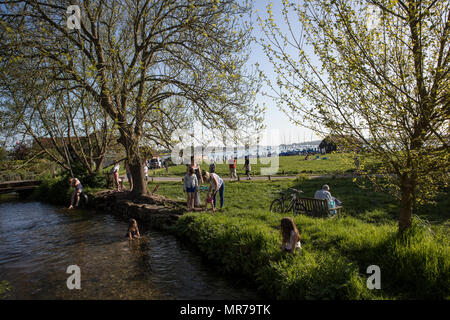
[92,190,185,230]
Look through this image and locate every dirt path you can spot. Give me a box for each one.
[138,174,359,182]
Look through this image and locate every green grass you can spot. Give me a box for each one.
[152,177,450,299]
[28,172,449,299]
[0,280,11,299]
[150,153,372,177]
[153,177,449,225]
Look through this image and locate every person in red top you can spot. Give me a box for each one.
[228,157,237,180]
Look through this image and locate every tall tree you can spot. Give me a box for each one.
[259,0,449,231]
[0,70,115,174]
[1,0,263,196]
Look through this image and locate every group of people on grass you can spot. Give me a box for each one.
[67,156,343,255]
[183,156,224,212]
[110,158,170,192]
[228,156,252,180]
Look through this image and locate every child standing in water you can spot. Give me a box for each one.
[183,167,198,211]
[280,217,302,254]
[126,219,141,240]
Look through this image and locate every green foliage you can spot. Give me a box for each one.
[0,280,11,299]
[0,158,56,180]
[31,176,71,205]
[176,207,449,299]
[0,147,7,161]
[267,249,373,300]
[257,0,449,231]
[32,172,105,206]
[165,177,449,299]
[71,161,106,188]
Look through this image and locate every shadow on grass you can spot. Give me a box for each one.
[288,177,449,225]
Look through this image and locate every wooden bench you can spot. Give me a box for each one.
[295,197,342,218]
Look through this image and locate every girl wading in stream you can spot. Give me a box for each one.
[126,219,141,240]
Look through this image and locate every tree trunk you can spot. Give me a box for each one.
[399,175,414,232]
[129,159,147,196]
[95,157,104,172]
[117,125,148,196]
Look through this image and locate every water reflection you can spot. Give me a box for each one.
[0,201,256,299]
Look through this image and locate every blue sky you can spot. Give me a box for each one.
[247,0,320,143]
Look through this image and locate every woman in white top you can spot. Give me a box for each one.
[111,162,121,192]
[203,171,224,211]
[281,217,302,254]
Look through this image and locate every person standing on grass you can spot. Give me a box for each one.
[280,217,302,254]
[188,156,203,208]
[209,161,216,173]
[204,171,224,211]
[111,161,121,192]
[143,162,149,181]
[244,155,251,180]
[183,167,199,211]
[228,157,237,180]
[125,160,133,191]
[164,159,169,173]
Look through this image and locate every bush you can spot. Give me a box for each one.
[71,161,106,188]
[0,280,11,299]
[175,209,450,299]
[32,176,71,205]
[176,213,377,299]
[266,250,374,299]
[80,172,107,189]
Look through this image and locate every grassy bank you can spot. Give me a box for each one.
[153,178,449,299]
[24,174,450,299]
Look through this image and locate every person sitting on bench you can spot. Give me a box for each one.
[314,184,342,215]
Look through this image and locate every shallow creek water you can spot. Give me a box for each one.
[0,201,257,299]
